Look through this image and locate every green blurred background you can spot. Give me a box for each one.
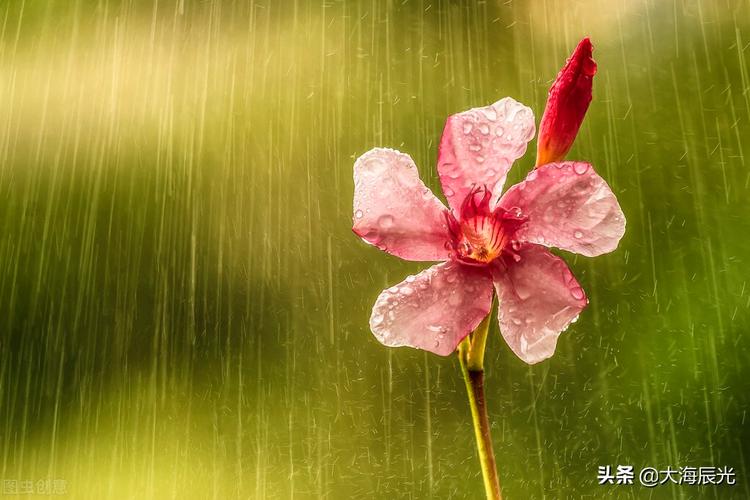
[0,0,748,498]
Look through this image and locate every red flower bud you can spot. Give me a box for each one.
[536,38,597,167]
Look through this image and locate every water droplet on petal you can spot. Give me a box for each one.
[574,163,589,175]
[574,230,583,239]
[363,230,380,242]
[514,283,531,300]
[481,108,497,121]
[406,275,416,283]
[519,336,528,353]
[478,124,490,135]
[444,186,455,197]
[355,209,363,219]
[463,121,473,134]
[378,215,395,229]
[570,287,585,300]
[495,126,505,137]
[401,286,414,295]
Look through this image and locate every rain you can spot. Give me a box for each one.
[0,0,748,498]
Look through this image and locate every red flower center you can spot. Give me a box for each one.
[446,185,527,265]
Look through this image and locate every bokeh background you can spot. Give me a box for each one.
[0,0,748,498]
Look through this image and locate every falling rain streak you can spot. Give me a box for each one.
[0,0,748,498]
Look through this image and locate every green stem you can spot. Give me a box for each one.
[459,314,502,500]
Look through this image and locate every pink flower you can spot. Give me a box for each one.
[353,101,624,365]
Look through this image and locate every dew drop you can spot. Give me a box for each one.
[444,186,455,197]
[378,215,395,229]
[355,209,364,219]
[520,336,528,353]
[481,108,497,121]
[469,144,481,152]
[363,230,380,242]
[476,156,485,163]
[574,230,583,239]
[478,124,490,135]
[570,287,585,300]
[514,283,531,300]
[573,163,589,175]
[462,121,473,134]
[401,286,414,295]
[406,275,416,283]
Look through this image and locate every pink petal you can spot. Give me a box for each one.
[369,262,493,356]
[499,162,625,257]
[437,98,535,215]
[492,244,588,364]
[353,148,452,261]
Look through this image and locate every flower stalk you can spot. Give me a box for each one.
[458,312,502,500]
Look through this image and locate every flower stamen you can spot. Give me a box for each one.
[447,185,527,265]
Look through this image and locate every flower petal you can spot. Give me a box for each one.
[369,262,493,356]
[492,244,588,364]
[437,98,535,215]
[499,161,625,257]
[353,148,452,261]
